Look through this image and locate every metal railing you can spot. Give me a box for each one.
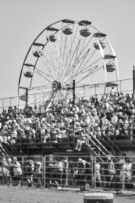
[0,77,133,112]
[0,155,135,192]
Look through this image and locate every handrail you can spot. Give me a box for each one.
[101,135,121,155]
[86,130,112,156]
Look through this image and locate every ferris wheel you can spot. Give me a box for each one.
[18,19,119,108]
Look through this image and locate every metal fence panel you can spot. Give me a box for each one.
[0,155,135,191]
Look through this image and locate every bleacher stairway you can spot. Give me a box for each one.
[1,143,21,157]
[0,143,9,157]
[83,130,122,158]
[100,134,121,156]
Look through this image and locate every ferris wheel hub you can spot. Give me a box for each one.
[52,81,61,91]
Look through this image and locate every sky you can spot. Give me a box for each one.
[0,0,135,99]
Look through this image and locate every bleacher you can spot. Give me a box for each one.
[0,86,135,158]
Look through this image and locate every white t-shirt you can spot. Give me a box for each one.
[13,162,22,176]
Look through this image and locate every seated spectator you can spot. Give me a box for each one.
[75,129,87,151]
[95,126,102,139]
[101,113,111,132]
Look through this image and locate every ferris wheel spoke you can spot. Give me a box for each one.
[59,37,71,79]
[42,47,59,75]
[29,91,51,106]
[80,49,97,73]
[48,39,64,77]
[39,52,54,69]
[34,68,53,83]
[62,48,91,84]
[66,39,80,70]
[59,36,68,80]
[41,52,59,80]
[39,56,58,80]
[64,39,81,76]
[62,36,67,64]
[65,35,94,78]
[65,48,91,80]
[64,56,103,85]
[47,41,59,67]
[62,24,79,72]
[74,49,98,77]
[76,66,103,85]
[80,56,102,75]
[73,35,93,67]
[31,84,52,91]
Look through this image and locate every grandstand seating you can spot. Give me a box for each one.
[0,91,135,157]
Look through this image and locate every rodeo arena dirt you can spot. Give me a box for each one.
[1,19,135,203]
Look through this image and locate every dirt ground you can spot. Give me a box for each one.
[0,186,135,203]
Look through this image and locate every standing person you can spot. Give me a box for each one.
[94,160,101,187]
[54,157,65,189]
[12,157,22,186]
[7,157,14,186]
[106,156,116,188]
[118,155,126,193]
[84,161,92,190]
[76,158,86,191]
[1,157,10,185]
[124,158,132,185]
[34,161,42,187]
[24,159,34,187]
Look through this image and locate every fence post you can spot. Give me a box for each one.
[92,155,96,191]
[21,156,24,187]
[65,156,69,187]
[42,155,46,188]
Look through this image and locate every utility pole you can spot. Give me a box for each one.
[73,80,75,104]
[72,80,75,142]
[133,66,135,101]
[25,88,29,107]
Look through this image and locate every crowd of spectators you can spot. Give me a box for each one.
[0,88,135,190]
[0,88,135,148]
[0,156,42,187]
